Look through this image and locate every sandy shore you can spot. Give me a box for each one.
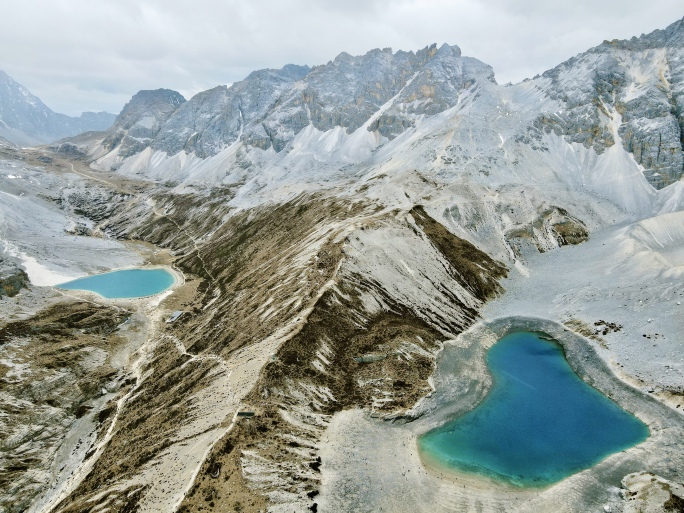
[417,444,541,499]
[318,316,684,513]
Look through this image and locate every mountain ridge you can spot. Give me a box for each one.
[69,16,684,190]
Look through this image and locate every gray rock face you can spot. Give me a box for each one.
[252,46,441,150]
[533,16,684,188]
[93,16,684,189]
[153,65,309,157]
[0,71,116,146]
[100,44,494,157]
[101,89,186,159]
[0,258,29,298]
[368,47,495,139]
[243,44,493,151]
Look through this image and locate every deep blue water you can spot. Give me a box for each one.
[57,268,175,299]
[418,331,649,487]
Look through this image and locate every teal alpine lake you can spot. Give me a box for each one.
[418,331,649,488]
[57,268,176,299]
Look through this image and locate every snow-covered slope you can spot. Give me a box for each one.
[61,19,684,286]
[532,17,684,188]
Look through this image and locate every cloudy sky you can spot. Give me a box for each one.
[2,0,682,116]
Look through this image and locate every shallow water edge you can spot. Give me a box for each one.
[317,316,684,513]
[418,329,649,488]
[56,266,183,300]
[413,316,675,490]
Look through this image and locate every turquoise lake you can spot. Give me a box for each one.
[418,331,649,487]
[57,268,176,299]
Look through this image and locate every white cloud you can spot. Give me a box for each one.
[1,0,681,115]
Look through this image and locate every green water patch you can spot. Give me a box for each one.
[57,268,176,299]
[419,331,649,487]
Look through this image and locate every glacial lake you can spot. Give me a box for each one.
[57,268,176,299]
[418,331,649,488]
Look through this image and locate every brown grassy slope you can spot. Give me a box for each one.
[180,206,507,513]
[0,302,130,513]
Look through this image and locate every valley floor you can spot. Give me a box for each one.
[1,146,683,513]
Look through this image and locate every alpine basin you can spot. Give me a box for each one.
[418,331,649,487]
[57,268,176,299]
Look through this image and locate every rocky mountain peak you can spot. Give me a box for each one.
[278,64,311,80]
[115,88,186,127]
[0,69,51,112]
[101,43,492,158]
[83,20,681,189]
[437,42,461,58]
[643,15,684,47]
[98,88,186,158]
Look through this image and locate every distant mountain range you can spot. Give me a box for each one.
[0,70,117,147]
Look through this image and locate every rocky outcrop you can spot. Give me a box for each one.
[505,207,588,256]
[621,472,684,513]
[0,259,29,298]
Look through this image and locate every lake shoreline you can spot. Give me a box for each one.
[318,316,684,512]
[417,325,650,491]
[55,265,184,302]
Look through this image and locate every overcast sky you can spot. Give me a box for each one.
[1,0,682,116]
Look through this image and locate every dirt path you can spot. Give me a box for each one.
[149,198,218,283]
[31,279,181,513]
